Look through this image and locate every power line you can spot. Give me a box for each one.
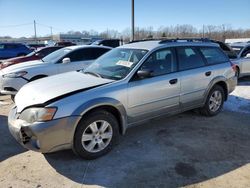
[0,22,33,28]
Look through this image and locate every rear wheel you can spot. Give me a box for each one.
[200,85,225,116]
[17,53,26,57]
[73,110,119,160]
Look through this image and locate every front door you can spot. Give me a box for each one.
[127,48,180,123]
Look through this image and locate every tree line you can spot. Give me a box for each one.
[80,24,250,42]
[1,24,250,42]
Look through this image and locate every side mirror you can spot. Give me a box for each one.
[62,57,71,64]
[137,69,152,79]
[245,53,250,58]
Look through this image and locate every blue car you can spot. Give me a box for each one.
[0,43,32,59]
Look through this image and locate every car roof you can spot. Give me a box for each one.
[230,42,250,47]
[65,45,112,50]
[0,42,24,45]
[119,40,219,51]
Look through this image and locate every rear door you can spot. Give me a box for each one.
[127,48,180,123]
[239,47,250,75]
[177,46,211,109]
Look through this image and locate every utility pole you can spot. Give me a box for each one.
[33,20,37,44]
[50,26,53,40]
[131,0,135,41]
[202,25,205,38]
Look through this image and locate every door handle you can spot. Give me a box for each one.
[169,79,178,85]
[205,71,211,76]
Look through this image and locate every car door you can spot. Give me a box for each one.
[58,47,110,73]
[239,47,250,75]
[177,46,211,109]
[127,48,180,123]
[58,48,94,73]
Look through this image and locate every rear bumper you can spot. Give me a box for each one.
[227,76,237,94]
[8,106,81,153]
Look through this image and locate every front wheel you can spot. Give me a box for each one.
[200,85,225,116]
[73,110,119,160]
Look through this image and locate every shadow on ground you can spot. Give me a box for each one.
[45,110,250,187]
[0,115,26,162]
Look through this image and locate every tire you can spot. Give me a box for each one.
[200,85,225,116]
[235,67,240,78]
[17,53,26,57]
[73,110,119,160]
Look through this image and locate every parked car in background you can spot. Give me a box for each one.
[229,43,250,78]
[91,39,121,48]
[0,46,63,70]
[8,39,237,159]
[0,45,111,98]
[54,41,76,47]
[27,43,46,50]
[211,40,238,59]
[0,43,32,60]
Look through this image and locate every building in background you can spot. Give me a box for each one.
[0,34,102,46]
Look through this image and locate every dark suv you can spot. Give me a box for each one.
[0,43,32,59]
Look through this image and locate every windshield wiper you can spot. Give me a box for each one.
[84,71,102,78]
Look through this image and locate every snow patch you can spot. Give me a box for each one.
[224,81,250,114]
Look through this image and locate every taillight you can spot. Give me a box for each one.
[230,61,237,73]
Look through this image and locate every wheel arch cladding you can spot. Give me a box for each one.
[72,97,127,135]
[214,81,228,101]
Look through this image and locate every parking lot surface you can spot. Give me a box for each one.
[0,78,250,188]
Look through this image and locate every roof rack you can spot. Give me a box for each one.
[128,38,161,44]
[159,38,211,44]
[128,38,212,44]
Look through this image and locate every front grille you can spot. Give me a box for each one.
[20,128,31,144]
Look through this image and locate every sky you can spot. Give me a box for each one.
[0,0,250,38]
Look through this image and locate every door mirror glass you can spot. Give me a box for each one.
[137,69,152,79]
[62,57,71,64]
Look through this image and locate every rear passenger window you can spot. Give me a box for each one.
[91,48,110,59]
[140,48,177,77]
[177,47,205,71]
[200,47,228,65]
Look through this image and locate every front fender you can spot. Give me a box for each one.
[72,97,128,135]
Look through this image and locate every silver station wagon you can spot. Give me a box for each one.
[8,39,237,159]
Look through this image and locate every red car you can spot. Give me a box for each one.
[0,46,63,69]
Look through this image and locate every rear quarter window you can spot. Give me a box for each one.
[199,47,229,65]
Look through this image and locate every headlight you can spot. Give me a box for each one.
[3,71,27,78]
[19,107,57,123]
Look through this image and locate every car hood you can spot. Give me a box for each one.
[15,71,114,112]
[1,60,43,74]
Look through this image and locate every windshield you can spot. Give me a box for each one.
[84,48,148,80]
[231,46,244,55]
[42,47,72,63]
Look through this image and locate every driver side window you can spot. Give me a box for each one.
[139,48,177,77]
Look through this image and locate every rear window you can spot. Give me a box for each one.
[200,47,228,65]
[177,47,205,71]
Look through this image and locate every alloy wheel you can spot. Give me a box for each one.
[81,120,113,153]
